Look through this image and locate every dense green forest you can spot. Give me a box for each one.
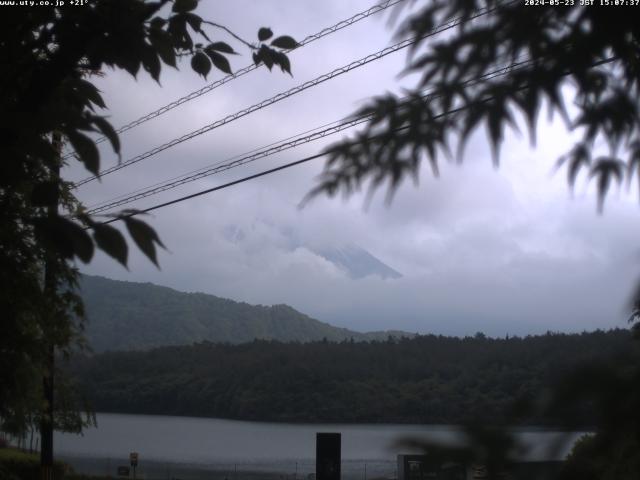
[68,329,636,425]
[79,275,410,351]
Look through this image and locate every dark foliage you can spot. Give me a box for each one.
[0,0,296,437]
[560,432,640,480]
[307,1,640,212]
[300,3,640,475]
[67,329,634,425]
[0,449,65,480]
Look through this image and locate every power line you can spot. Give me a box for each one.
[86,57,536,216]
[73,5,496,189]
[96,99,476,227]
[84,118,349,210]
[97,151,328,226]
[93,57,619,226]
[89,93,533,226]
[85,117,364,214]
[87,117,367,214]
[62,0,407,161]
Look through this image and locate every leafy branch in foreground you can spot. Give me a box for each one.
[3,0,299,270]
[308,1,639,212]
[305,2,640,476]
[0,0,297,445]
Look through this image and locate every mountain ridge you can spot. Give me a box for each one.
[222,224,402,280]
[314,244,402,279]
[79,275,412,352]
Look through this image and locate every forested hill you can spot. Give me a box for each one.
[68,329,637,425]
[79,275,409,352]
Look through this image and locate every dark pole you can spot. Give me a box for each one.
[40,131,62,480]
[316,433,341,480]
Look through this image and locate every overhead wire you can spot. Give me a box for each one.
[84,116,356,213]
[83,117,350,210]
[72,3,499,189]
[92,52,620,226]
[95,99,477,227]
[96,151,329,227]
[86,1,621,227]
[61,0,408,161]
[86,57,536,216]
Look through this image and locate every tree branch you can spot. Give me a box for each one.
[202,21,255,49]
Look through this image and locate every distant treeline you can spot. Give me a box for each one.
[68,329,637,425]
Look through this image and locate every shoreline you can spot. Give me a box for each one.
[59,455,397,480]
[87,411,595,433]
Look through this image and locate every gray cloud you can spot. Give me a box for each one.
[76,0,640,337]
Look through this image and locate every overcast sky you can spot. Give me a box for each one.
[69,0,639,337]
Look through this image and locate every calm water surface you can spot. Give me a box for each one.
[54,413,586,479]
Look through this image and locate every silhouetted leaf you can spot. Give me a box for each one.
[119,53,142,77]
[258,27,273,41]
[588,157,625,213]
[150,28,176,68]
[184,13,202,33]
[272,50,291,75]
[626,140,640,193]
[205,49,232,74]
[258,45,274,70]
[168,16,191,50]
[207,41,236,55]
[66,130,99,177]
[172,0,197,13]
[123,215,166,267]
[91,116,120,156]
[150,16,166,29]
[556,143,591,192]
[513,88,540,146]
[63,219,95,264]
[33,215,94,263]
[72,79,106,109]
[270,36,298,50]
[92,224,128,267]
[190,51,211,78]
[141,44,161,81]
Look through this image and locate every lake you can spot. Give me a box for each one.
[54,413,586,479]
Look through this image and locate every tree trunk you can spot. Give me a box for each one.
[40,131,61,480]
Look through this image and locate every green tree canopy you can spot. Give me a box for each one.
[0,0,296,440]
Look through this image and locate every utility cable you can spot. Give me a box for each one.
[89,56,535,216]
[93,54,620,225]
[83,117,352,210]
[86,117,369,214]
[73,4,497,189]
[62,0,407,161]
[97,151,328,226]
[96,101,469,227]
